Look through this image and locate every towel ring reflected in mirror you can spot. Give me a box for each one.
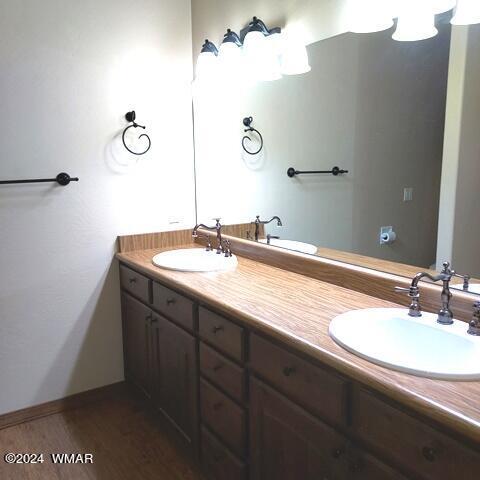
[242,116,263,155]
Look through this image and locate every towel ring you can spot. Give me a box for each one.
[242,117,263,156]
[122,111,152,156]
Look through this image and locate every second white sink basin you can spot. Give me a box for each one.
[152,248,238,272]
[259,238,317,255]
[329,308,480,380]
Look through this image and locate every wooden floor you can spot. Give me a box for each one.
[0,389,205,480]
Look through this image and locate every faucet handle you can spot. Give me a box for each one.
[222,239,232,257]
[395,285,422,317]
[468,301,480,336]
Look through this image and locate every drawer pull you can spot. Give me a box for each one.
[166,298,176,305]
[212,325,224,334]
[332,448,345,459]
[422,446,437,462]
[129,277,137,284]
[282,366,296,377]
[213,363,224,372]
[213,402,223,411]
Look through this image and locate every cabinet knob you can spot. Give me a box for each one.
[212,326,224,334]
[166,298,176,305]
[422,446,437,462]
[283,366,296,377]
[331,448,345,459]
[145,314,152,322]
[129,277,137,284]
[150,317,158,324]
[213,402,223,411]
[213,363,224,372]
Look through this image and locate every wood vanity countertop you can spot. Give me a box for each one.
[117,246,480,445]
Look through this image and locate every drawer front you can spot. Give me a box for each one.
[250,334,348,425]
[200,343,246,403]
[352,388,480,480]
[200,379,246,458]
[347,448,408,480]
[120,265,151,304]
[152,282,195,331]
[201,427,247,480]
[199,307,245,362]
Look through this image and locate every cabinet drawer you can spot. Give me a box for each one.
[199,307,245,362]
[152,282,195,331]
[120,265,151,304]
[352,388,479,480]
[200,343,246,403]
[201,427,247,480]
[200,379,246,458]
[250,334,348,425]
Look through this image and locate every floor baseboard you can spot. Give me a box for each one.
[0,381,126,430]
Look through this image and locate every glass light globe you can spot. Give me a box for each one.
[243,30,282,82]
[349,0,395,33]
[280,39,311,76]
[430,0,457,14]
[451,0,480,25]
[393,11,438,41]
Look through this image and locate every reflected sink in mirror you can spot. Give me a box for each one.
[152,248,238,272]
[259,238,317,255]
[329,308,480,380]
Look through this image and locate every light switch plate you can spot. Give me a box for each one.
[403,187,413,202]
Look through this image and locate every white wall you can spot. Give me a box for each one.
[194,28,449,268]
[436,24,480,276]
[0,0,195,415]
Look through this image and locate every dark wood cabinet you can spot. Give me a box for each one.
[250,377,347,480]
[151,313,198,443]
[119,265,477,480]
[121,293,153,398]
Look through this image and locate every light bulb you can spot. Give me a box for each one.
[451,0,480,25]
[349,0,395,33]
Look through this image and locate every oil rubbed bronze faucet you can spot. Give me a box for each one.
[193,219,223,254]
[253,215,283,242]
[395,261,455,325]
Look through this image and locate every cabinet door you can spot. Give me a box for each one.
[121,293,152,397]
[250,378,347,480]
[152,314,198,443]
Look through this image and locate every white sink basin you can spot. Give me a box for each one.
[152,248,238,272]
[259,238,317,255]
[466,284,480,295]
[329,308,480,380]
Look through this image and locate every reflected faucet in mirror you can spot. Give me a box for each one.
[253,215,283,242]
[193,219,224,254]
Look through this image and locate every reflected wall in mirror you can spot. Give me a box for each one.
[193,16,480,294]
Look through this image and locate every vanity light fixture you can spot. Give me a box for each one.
[451,0,480,25]
[218,29,244,79]
[195,39,219,82]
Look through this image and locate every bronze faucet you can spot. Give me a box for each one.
[253,215,283,242]
[395,261,455,325]
[193,219,223,254]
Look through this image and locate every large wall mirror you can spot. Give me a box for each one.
[193,14,480,295]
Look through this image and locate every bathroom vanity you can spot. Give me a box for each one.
[116,231,480,480]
